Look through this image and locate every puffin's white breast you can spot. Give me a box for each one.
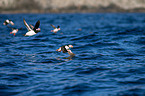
[12,30,18,33]
[54,28,58,32]
[25,30,36,36]
[65,46,69,50]
[6,20,10,23]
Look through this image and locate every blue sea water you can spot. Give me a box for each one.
[0,13,145,96]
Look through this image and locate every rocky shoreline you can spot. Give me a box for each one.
[1,8,145,14]
[0,0,145,13]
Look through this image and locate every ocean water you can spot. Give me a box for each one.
[0,13,145,96]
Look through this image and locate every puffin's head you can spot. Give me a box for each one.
[57,26,60,30]
[68,45,73,48]
[36,28,41,32]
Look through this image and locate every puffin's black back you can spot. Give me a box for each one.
[4,21,8,25]
[61,46,68,53]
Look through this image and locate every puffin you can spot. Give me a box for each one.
[7,25,22,36]
[50,24,60,33]
[23,18,40,36]
[56,45,75,56]
[3,19,14,25]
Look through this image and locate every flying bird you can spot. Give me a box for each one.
[23,18,40,36]
[50,24,60,33]
[3,19,14,25]
[56,45,75,56]
[7,25,22,36]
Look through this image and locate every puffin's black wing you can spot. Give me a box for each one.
[7,25,15,30]
[61,46,68,53]
[18,27,23,30]
[34,20,40,30]
[7,25,13,29]
[50,24,56,29]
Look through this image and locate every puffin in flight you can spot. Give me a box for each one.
[50,24,60,33]
[23,18,40,36]
[56,45,75,56]
[3,19,14,25]
[7,25,22,36]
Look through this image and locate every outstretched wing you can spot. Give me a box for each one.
[29,24,34,29]
[34,20,40,31]
[50,24,56,29]
[23,18,32,31]
[7,25,14,30]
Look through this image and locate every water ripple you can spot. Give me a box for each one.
[1,13,145,96]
